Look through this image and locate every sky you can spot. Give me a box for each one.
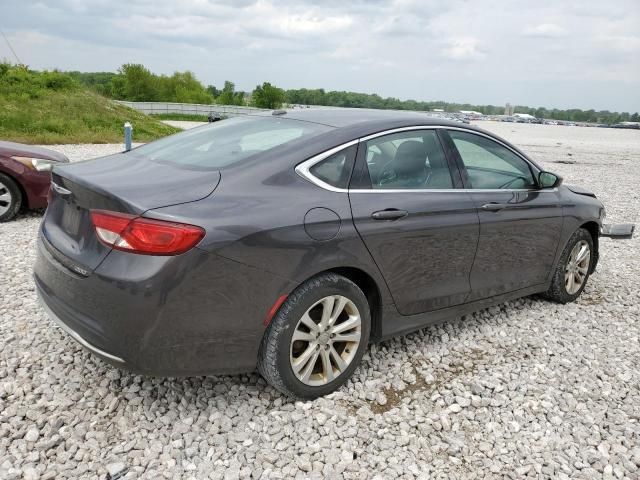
[1,0,639,112]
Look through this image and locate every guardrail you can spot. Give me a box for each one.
[115,101,268,117]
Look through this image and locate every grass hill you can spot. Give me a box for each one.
[0,64,178,144]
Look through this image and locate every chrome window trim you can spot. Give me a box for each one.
[295,125,543,194]
[295,139,358,193]
[359,125,537,171]
[359,125,441,142]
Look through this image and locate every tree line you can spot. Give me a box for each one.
[44,63,640,124]
[67,64,286,109]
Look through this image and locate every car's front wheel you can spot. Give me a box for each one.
[258,273,371,399]
[0,173,23,223]
[543,227,594,303]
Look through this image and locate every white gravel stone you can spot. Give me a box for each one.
[0,123,639,479]
[24,429,40,443]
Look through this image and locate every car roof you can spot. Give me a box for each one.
[253,107,464,129]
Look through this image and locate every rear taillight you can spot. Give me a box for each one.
[90,210,205,255]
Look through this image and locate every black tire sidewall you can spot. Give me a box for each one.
[260,274,371,399]
[0,173,22,222]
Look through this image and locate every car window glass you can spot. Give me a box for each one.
[365,130,453,189]
[448,130,536,189]
[241,129,304,152]
[309,150,352,189]
[366,145,382,163]
[132,117,332,170]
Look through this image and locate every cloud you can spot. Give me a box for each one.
[523,23,568,38]
[442,38,485,60]
[597,35,640,53]
[0,0,638,111]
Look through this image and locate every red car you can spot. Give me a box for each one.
[0,141,69,222]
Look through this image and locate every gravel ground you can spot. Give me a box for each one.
[161,120,208,130]
[1,124,639,479]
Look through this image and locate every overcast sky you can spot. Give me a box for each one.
[1,0,639,112]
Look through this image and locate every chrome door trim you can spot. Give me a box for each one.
[294,139,359,193]
[295,125,543,194]
[349,188,558,194]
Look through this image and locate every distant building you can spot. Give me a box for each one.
[513,113,536,120]
[505,103,514,116]
[431,108,444,112]
[459,110,483,116]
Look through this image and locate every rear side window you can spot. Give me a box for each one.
[309,146,356,189]
[132,117,332,170]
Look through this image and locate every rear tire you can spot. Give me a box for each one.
[258,273,371,399]
[543,228,594,304]
[0,173,22,223]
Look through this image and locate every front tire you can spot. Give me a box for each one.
[258,273,371,399]
[0,173,22,223]
[543,228,594,303]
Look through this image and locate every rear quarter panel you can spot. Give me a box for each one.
[144,165,393,306]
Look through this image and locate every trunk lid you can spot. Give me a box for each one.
[42,153,220,273]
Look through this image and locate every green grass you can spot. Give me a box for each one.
[151,113,212,122]
[0,65,179,144]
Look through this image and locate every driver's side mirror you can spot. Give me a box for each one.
[539,171,562,189]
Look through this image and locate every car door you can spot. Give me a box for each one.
[443,128,563,301]
[349,128,480,315]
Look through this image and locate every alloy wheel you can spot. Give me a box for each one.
[0,180,13,216]
[565,240,590,295]
[289,295,362,386]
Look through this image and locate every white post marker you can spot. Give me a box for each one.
[124,122,133,152]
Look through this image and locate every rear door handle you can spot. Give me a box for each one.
[481,202,509,212]
[371,209,408,220]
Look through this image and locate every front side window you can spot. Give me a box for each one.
[132,117,332,170]
[448,130,536,189]
[365,130,453,189]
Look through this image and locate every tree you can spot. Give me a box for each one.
[118,63,157,101]
[218,80,239,105]
[160,71,213,104]
[207,85,220,98]
[251,82,285,109]
[110,75,126,99]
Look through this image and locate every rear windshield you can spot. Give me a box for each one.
[131,116,332,169]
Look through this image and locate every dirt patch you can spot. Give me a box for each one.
[366,348,489,414]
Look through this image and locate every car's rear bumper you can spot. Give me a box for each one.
[36,285,126,366]
[600,223,635,239]
[34,234,295,376]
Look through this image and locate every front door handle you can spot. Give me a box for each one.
[481,202,509,212]
[371,209,408,220]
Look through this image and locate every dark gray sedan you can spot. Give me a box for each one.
[34,109,634,398]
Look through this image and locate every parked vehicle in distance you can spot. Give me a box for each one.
[0,141,69,222]
[33,110,635,399]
